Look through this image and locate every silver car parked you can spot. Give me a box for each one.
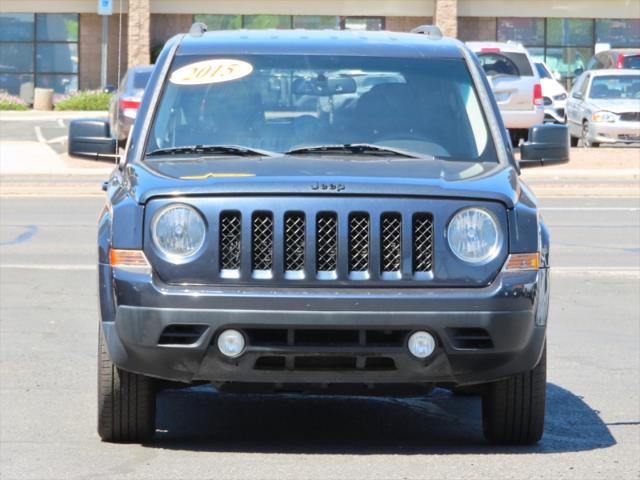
[108,65,154,143]
[566,69,640,147]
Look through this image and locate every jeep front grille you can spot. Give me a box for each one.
[413,213,434,273]
[212,208,433,283]
[284,212,305,274]
[316,212,338,273]
[220,211,241,271]
[252,212,273,273]
[349,213,370,274]
[381,213,402,273]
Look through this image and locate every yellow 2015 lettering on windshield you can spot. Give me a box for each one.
[169,59,253,85]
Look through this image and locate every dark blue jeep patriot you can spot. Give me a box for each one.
[69,25,569,445]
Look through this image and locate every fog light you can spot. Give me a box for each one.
[217,329,245,358]
[408,331,436,359]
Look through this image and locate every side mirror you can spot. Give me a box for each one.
[571,91,583,100]
[519,124,570,169]
[68,119,118,160]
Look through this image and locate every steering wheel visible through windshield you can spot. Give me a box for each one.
[147,55,497,162]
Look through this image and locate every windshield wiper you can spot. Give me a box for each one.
[284,143,424,159]
[146,144,277,157]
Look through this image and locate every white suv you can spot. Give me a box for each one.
[467,42,544,143]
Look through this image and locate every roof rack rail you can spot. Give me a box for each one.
[411,25,443,40]
[189,22,208,37]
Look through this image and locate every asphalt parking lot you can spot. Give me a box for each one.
[0,190,639,479]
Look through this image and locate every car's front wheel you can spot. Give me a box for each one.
[97,330,156,443]
[481,346,546,445]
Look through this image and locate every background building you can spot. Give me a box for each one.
[0,0,638,101]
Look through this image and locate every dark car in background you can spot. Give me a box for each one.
[69,26,570,446]
[587,49,640,71]
[108,65,154,143]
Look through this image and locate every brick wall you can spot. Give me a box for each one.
[150,14,193,53]
[79,13,128,90]
[458,17,497,42]
[385,16,433,32]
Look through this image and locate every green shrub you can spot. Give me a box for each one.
[54,90,113,111]
[0,92,29,110]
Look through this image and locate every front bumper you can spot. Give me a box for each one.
[101,265,548,389]
[589,120,640,144]
[543,100,567,123]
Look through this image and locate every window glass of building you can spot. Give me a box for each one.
[243,15,291,29]
[193,15,241,30]
[293,16,340,29]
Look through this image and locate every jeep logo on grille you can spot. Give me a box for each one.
[311,182,346,192]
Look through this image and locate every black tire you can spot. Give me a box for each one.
[98,330,156,443]
[482,346,546,445]
[570,135,579,147]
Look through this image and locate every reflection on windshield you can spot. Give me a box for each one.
[147,55,497,162]
[589,75,640,99]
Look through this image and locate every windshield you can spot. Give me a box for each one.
[589,75,640,99]
[146,55,497,162]
[623,55,640,69]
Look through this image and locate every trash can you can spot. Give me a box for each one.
[33,88,54,111]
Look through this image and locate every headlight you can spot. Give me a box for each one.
[447,207,501,264]
[592,111,618,123]
[553,93,567,101]
[152,204,206,259]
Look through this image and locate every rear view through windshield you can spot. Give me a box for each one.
[147,55,497,161]
[477,52,534,77]
[589,75,640,99]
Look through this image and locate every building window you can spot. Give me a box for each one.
[243,15,291,29]
[342,17,385,31]
[497,18,544,46]
[293,16,340,30]
[498,17,640,88]
[193,15,241,30]
[596,19,640,47]
[0,13,78,102]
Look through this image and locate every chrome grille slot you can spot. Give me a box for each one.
[251,212,273,275]
[349,213,370,275]
[380,213,402,274]
[219,211,241,273]
[284,212,305,275]
[316,212,338,275]
[413,213,434,273]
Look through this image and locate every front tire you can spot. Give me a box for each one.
[97,330,157,443]
[482,346,546,445]
[581,121,600,148]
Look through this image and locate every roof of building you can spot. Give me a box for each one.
[176,29,465,59]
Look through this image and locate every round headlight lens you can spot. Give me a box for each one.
[447,207,501,263]
[152,204,206,258]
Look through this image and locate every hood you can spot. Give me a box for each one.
[588,98,640,114]
[124,155,521,207]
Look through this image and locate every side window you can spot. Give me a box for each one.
[579,75,590,97]
[571,75,584,97]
